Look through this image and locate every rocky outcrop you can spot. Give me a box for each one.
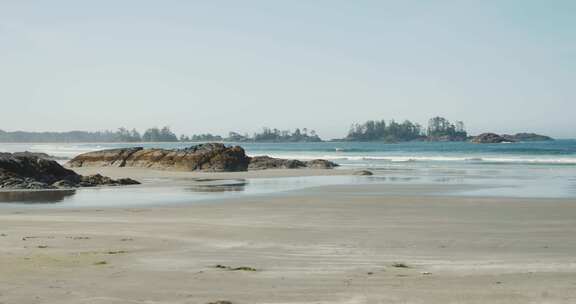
[502,133,554,142]
[67,147,144,168]
[472,132,554,144]
[248,156,338,170]
[353,170,374,176]
[303,159,339,169]
[79,174,139,187]
[471,133,515,144]
[0,152,140,190]
[68,143,250,172]
[68,143,338,172]
[248,156,306,170]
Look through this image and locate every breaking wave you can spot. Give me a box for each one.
[258,154,576,165]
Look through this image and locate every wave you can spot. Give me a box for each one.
[257,153,576,165]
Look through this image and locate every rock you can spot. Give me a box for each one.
[69,143,338,172]
[52,180,77,189]
[0,176,50,190]
[472,132,553,144]
[248,156,306,170]
[248,156,339,170]
[0,152,140,190]
[115,178,141,185]
[67,147,143,168]
[304,159,339,169]
[471,133,514,144]
[79,174,140,187]
[12,152,67,161]
[353,170,374,176]
[502,133,554,142]
[0,152,81,185]
[68,144,250,172]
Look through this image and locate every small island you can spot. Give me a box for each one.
[342,116,468,142]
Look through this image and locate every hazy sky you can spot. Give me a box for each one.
[1,1,574,138]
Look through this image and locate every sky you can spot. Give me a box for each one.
[0,0,575,139]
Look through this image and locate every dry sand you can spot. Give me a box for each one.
[1,169,576,303]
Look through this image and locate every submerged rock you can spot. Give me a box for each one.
[0,152,140,190]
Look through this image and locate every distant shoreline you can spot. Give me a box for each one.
[0,135,556,144]
[0,116,556,144]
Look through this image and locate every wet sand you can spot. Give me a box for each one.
[1,170,576,303]
[71,167,362,183]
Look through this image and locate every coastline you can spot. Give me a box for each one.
[2,151,576,302]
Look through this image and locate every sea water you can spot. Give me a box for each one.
[1,140,575,206]
[2,140,575,166]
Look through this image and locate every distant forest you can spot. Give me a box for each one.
[0,127,178,143]
[0,117,468,143]
[226,128,321,143]
[0,126,321,143]
[180,128,321,143]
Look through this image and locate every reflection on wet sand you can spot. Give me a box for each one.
[1,170,574,207]
[0,190,76,204]
[187,179,248,193]
[368,176,420,182]
[569,178,576,195]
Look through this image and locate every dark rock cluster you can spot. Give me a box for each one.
[0,152,139,190]
[68,143,250,172]
[471,133,512,144]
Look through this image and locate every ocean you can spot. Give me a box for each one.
[2,140,576,166]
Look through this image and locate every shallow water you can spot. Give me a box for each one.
[0,175,374,208]
[1,163,575,208]
[1,141,575,207]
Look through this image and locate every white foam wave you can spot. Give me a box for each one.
[251,153,576,165]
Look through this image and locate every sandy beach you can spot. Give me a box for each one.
[1,169,575,304]
[3,0,575,302]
